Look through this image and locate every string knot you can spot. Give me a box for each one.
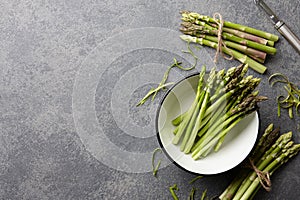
[249,159,272,192]
[213,13,233,63]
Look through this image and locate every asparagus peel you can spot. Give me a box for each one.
[169,184,179,200]
[137,82,174,106]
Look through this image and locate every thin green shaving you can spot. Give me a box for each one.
[137,42,199,106]
[136,82,174,106]
[201,189,207,200]
[269,73,300,119]
[169,184,179,200]
[151,148,162,177]
[189,175,203,184]
[188,187,196,200]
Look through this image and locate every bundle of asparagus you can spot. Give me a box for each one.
[219,124,300,200]
[179,11,279,74]
[172,64,267,159]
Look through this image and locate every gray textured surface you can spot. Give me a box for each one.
[0,0,299,199]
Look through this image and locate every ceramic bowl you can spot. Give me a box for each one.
[156,73,259,174]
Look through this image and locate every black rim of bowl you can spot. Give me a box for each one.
[155,72,261,175]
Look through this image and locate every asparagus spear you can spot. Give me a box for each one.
[220,26,275,47]
[181,18,275,46]
[204,76,260,119]
[172,64,244,127]
[183,31,267,63]
[180,89,205,151]
[212,64,247,101]
[219,124,280,200]
[172,112,187,126]
[192,113,248,160]
[240,144,300,200]
[181,11,279,41]
[232,132,293,200]
[172,65,266,160]
[219,124,275,200]
[172,66,206,144]
[191,67,242,133]
[183,68,216,153]
[180,35,267,74]
[180,27,276,55]
[194,92,267,159]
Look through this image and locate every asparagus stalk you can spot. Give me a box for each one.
[251,126,280,164]
[219,124,280,200]
[172,93,200,144]
[193,93,266,159]
[192,114,245,160]
[200,98,239,151]
[256,132,292,167]
[221,26,275,47]
[180,27,276,55]
[180,90,205,151]
[219,124,274,200]
[183,68,216,153]
[172,112,187,126]
[211,64,247,102]
[195,101,227,140]
[204,76,259,119]
[172,65,266,160]
[181,11,279,41]
[214,133,227,152]
[172,64,244,127]
[193,33,267,62]
[193,106,255,158]
[172,66,206,144]
[232,132,293,200]
[180,35,267,74]
[240,144,300,200]
[181,20,275,47]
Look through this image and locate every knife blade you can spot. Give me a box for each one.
[254,0,300,54]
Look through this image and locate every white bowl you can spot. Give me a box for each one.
[156,73,259,175]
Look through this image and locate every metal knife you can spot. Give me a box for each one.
[254,0,300,54]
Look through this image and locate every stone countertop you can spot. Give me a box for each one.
[1,0,299,199]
